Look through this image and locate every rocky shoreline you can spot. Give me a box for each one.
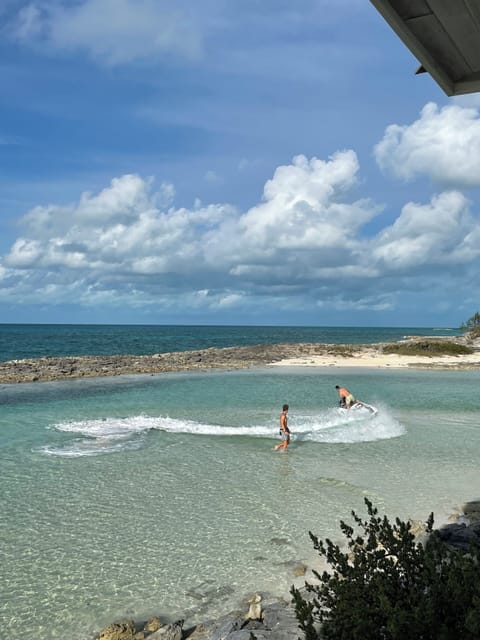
[96,591,300,640]
[0,342,376,383]
[95,502,480,640]
[2,336,480,383]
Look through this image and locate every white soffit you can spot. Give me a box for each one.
[370,0,480,96]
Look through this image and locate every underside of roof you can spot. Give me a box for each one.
[370,0,480,96]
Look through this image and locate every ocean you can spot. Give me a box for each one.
[0,323,461,362]
[1,324,478,640]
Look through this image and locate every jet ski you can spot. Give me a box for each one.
[338,401,378,417]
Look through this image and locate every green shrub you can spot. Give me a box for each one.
[382,341,472,356]
[291,499,480,640]
[324,345,358,357]
[461,312,480,332]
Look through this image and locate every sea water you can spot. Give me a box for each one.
[1,326,478,640]
[0,323,461,362]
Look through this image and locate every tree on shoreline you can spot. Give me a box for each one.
[291,498,480,640]
[461,311,480,336]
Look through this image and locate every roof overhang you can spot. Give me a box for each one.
[370,0,480,96]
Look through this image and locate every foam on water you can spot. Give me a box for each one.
[293,406,405,443]
[39,406,405,457]
[39,435,146,457]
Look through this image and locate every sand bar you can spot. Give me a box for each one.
[1,336,480,383]
[270,347,480,369]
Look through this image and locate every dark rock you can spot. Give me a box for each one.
[97,620,137,640]
[148,619,184,640]
[437,521,480,551]
[144,616,163,633]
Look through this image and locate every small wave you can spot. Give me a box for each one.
[52,415,276,438]
[39,415,153,457]
[38,407,404,457]
[39,435,146,457]
[39,415,276,458]
[292,406,404,444]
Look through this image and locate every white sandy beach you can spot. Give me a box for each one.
[270,348,480,369]
[2,335,480,384]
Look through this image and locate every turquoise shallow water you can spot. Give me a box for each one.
[1,362,480,640]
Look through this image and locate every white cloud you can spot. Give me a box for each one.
[453,94,480,109]
[9,0,203,65]
[372,191,480,270]
[2,150,480,317]
[374,102,480,187]
[239,151,378,249]
[4,173,237,276]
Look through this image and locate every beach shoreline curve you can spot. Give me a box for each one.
[2,336,480,383]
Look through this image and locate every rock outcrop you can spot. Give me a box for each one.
[0,342,363,383]
[96,594,299,640]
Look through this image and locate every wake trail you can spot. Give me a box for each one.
[38,407,405,457]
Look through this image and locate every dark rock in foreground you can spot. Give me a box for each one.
[94,502,480,640]
[95,593,300,640]
[437,499,480,551]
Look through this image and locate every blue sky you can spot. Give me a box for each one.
[1,0,480,326]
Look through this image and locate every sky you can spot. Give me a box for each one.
[1,0,480,327]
